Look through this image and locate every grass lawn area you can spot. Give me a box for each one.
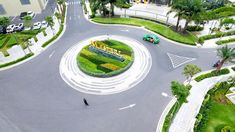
[0,29,42,56]
[92,17,198,45]
[195,82,235,132]
[204,102,235,132]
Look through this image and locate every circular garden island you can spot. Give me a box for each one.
[77,39,134,77]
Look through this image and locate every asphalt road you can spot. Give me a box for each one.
[0,0,232,132]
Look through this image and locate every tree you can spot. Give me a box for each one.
[167,0,185,31]
[217,45,235,70]
[0,17,10,28]
[23,16,33,28]
[45,16,54,27]
[183,64,201,83]
[181,0,205,32]
[171,81,190,102]
[56,0,66,15]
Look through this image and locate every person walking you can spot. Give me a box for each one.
[83,98,89,106]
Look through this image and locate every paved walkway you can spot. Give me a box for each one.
[169,66,235,132]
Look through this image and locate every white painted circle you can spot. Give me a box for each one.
[59,35,152,95]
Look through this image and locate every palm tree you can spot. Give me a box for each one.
[56,0,66,15]
[45,16,55,34]
[167,0,185,31]
[181,0,204,32]
[217,45,235,70]
[23,16,33,29]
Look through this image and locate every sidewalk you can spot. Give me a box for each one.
[169,66,235,132]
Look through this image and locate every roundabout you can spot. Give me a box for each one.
[60,35,152,95]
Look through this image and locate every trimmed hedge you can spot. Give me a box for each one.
[216,38,235,45]
[0,53,34,68]
[199,30,235,44]
[186,26,204,32]
[195,68,230,82]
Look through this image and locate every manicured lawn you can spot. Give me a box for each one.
[92,17,198,45]
[204,102,235,132]
[195,82,235,132]
[77,39,134,77]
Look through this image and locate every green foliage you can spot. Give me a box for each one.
[195,68,230,82]
[186,25,204,32]
[23,16,33,28]
[0,17,10,27]
[194,81,235,132]
[201,6,235,20]
[216,38,235,45]
[220,18,235,27]
[199,30,235,43]
[171,81,190,102]
[92,17,198,45]
[232,66,235,71]
[217,45,235,70]
[81,0,88,14]
[183,64,201,81]
[0,53,33,68]
[221,126,235,132]
[45,16,54,27]
[77,40,134,77]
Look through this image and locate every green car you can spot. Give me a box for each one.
[143,34,160,44]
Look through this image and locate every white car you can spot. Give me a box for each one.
[33,22,41,30]
[6,24,16,33]
[41,21,48,28]
[27,11,35,18]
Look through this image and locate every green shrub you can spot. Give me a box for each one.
[195,68,230,82]
[0,53,33,68]
[221,126,235,132]
[232,67,235,71]
[186,26,204,32]
[216,38,235,45]
[199,30,235,44]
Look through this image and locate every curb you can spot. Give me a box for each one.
[156,97,177,132]
[0,4,68,71]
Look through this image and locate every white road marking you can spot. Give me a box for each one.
[11,16,16,21]
[49,51,55,59]
[69,16,72,20]
[119,104,136,110]
[161,92,168,97]
[120,29,129,32]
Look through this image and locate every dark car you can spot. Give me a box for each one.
[0,26,6,34]
[20,12,27,20]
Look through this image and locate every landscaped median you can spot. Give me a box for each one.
[92,17,198,45]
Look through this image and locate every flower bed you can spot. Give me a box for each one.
[77,39,134,77]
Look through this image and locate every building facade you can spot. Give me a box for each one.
[0,0,48,16]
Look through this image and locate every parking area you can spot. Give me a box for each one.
[10,0,56,24]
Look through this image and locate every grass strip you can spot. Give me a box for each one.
[92,17,197,45]
[194,68,230,82]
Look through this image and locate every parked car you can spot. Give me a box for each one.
[27,11,35,18]
[33,22,41,30]
[20,11,35,20]
[0,26,6,34]
[6,24,16,33]
[20,12,27,20]
[24,27,31,31]
[41,21,48,28]
[14,23,24,31]
[143,34,160,44]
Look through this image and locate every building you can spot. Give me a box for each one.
[0,0,48,16]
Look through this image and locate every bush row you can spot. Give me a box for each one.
[186,26,204,32]
[0,53,34,68]
[194,68,230,82]
[216,37,235,45]
[199,30,235,44]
